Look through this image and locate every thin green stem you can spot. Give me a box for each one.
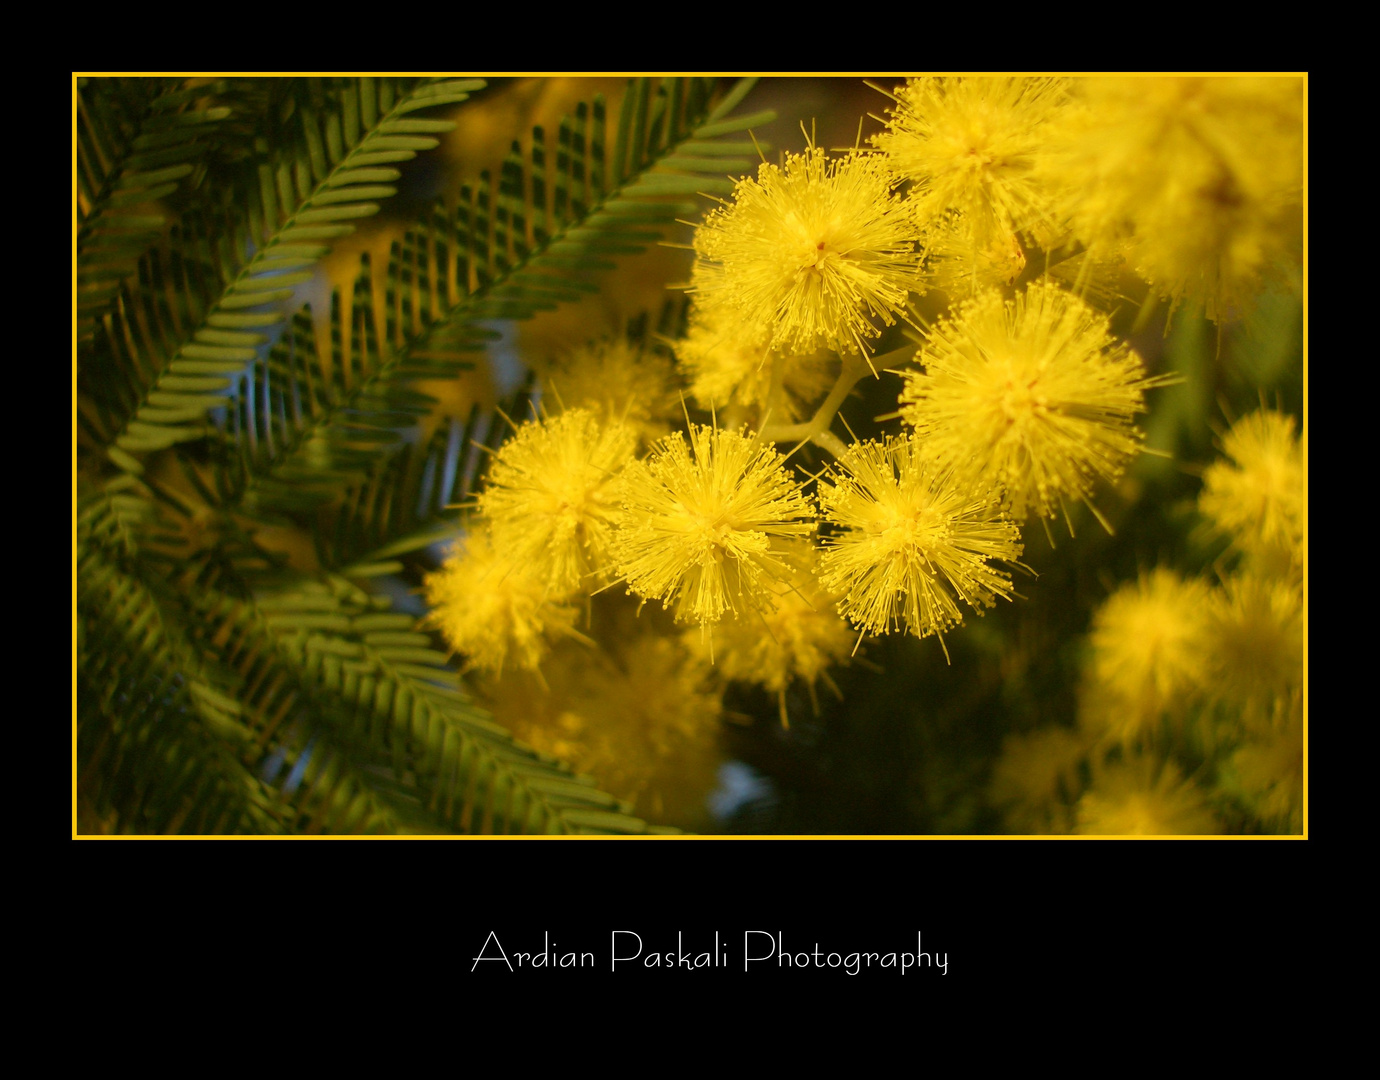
[810,429,849,459]
[759,349,788,432]
[759,343,916,453]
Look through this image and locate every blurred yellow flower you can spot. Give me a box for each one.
[424,529,585,677]
[674,294,834,422]
[1199,408,1303,574]
[1229,693,1303,831]
[540,337,680,449]
[477,408,638,594]
[988,726,1088,833]
[1085,568,1212,729]
[1075,755,1220,835]
[899,281,1159,524]
[1205,573,1303,711]
[488,625,725,827]
[686,539,854,723]
[1040,76,1303,320]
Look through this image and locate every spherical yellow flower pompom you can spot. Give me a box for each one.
[920,212,1029,300]
[873,75,1071,248]
[487,626,725,828]
[1040,76,1303,320]
[674,290,769,408]
[674,294,834,422]
[540,337,680,449]
[424,529,584,677]
[898,281,1160,525]
[477,408,638,594]
[1199,409,1303,575]
[692,146,926,359]
[684,539,855,723]
[1084,568,1212,731]
[817,434,1022,651]
[1075,755,1220,835]
[612,424,817,627]
[1204,573,1303,712]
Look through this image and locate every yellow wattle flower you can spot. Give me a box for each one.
[685,539,854,723]
[692,145,925,359]
[1205,573,1303,711]
[899,281,1161,525]
[673,294,834,422]
[874,75,1071,248]
[612,424,817,627]
[817,434,1022,650]
[423,529,584,677]
[477,408,638,594]
[1083,568,1212,733]
[1075,755,1220,836]
[540,337,680,449]
[921,211,1028,300]
[486,627,725,827]
[1040,76,1303,320]
[1199,408,1303,574]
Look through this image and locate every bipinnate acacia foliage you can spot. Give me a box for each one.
[76,76,774,834]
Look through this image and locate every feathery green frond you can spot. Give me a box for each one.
[76,78,233,349]
[414,77,768,335]
[76,544,290,834]
[78,490,660,834]
[317,401,508,571]
[204,576,659,834]
[90,78,484,471]
[211,260,485,518]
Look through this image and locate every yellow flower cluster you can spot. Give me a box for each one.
[990,413,1304,835]
[1039,76,1304,320]
[420,77,1302,829]
[426,406,638,676]
[424,529,586,677]
[684,539,855,724]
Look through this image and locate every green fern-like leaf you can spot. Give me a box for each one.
[79,485,661,834]
[77,78,233,349]
[85,78,484,470]
[76,542,291,834]
[205,576,659,834]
